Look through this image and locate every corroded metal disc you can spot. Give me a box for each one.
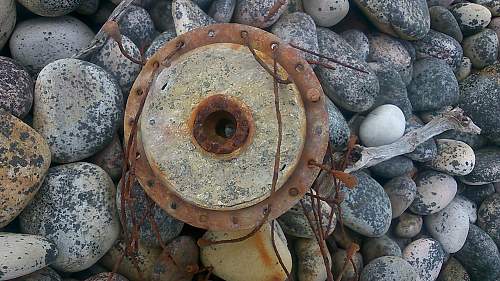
[125,24,328,230]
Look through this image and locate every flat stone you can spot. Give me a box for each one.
[427,139,475,176]
[325,97,350,150]
[341,29,369,61]
[172,0,216,35]
[460,148,500,185]
[383,176,417,218]
[413,30,464,71]
[478,193,500,247]
[403,238,445,281]
[371,156,414,179]
[359,104,405,147]
[395,212,423,238]
[362,235,402,263]
[360,256,419,281]
[17,0,81,16]
[152,236,199,281]
[463,28,499,69]
[209,0,236,23]
[410,170,458,215]
[437,257,470,281]
[233,0,288,28]
[0,0,16,51]
[332,249,363,281]
[303,0,349,27]
[450,3,492,35]
[118,5,155,48]
[295,238,330,281]
[429,5,463,42]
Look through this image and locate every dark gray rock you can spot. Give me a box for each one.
[0,57,33,119]
[325,97,350,150]
[362,235,402,263]
[437,130,487,149]
[76,0,99,15]
[429,5,463,42]
[332,249,363,281]
[383,176,417,218]
[450,3,492,35]
[209,0,236,23]
[11,267,63,281]
[413,30,464,71]
[150,0,174,32]
[233,0,288,28]
[341,29,370,61]
[460,183,495,205]
[0,0,15,51]
[478,193,500,248]
[370,156,414,179]
[463,28,499,69]
[118,5,155,48]
[146,30,177,59]
[461,148,500,185]
[395,212,423,238]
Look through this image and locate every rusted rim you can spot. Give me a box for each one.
[124,23,328,231]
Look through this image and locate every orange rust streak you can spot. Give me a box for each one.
[254,232,273,267]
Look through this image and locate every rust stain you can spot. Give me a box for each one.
[253,231,273,267]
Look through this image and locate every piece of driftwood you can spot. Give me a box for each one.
[343,107,481,173]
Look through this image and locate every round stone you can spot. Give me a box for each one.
[0,0,16,51]
[371,156,414,179]
[429,5,463,42]
[33,58,123,164]
[295,238,330,281]
[460,148,500,185]
[19,162,120,272]
[456,56,472,81]
[438,257,471,281]
[362,235,402,263]
[395,212,423,238]
[478,193,500,247]
[402,238,445,281]
[450,3,492,35]
[0,57,33,119]
[303,0,349,27]
[463,28,499,69]
[341,29,370,61]
[17,0,81,17]
[359,104,405,147]
[0,233,58,280]
[233,0,288,28]
[172,0,216,35]
[0,111,51,228]
[209,0,237,23]
[325,97,350,150]
[118,5,155,48]
[9,16,94,73]
[427,139,475,176]
[152,236,199,281]
[383,176,417,218]
[410,170,458,215]
[360,256,419,281]
[407,57,459,111]
[413,30,464,71]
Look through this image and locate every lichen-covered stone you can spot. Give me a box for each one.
[456,56,472,81]
[145,30,177,59]
[462,28,499,69]
[427,139,475,176]
[118,5,155,47]
[450,3,492,35]
[410,170,457,215]
[303,0,349,27]
[429,5,463,42]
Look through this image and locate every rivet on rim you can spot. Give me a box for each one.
[307,88,321,102]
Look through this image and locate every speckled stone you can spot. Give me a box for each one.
[450,3,492,35]
[427,139,475,176]
[316,28,379,112]
[233,0,288,28]
[360,256,419,281]
[383,176,417,218]
[150,0,174,32]
[478,193,500,247]
[367,33,413,85]
[11,267,63,281]
[403,238,445,281]
[429,5,463,42]
[116,180,184,248]
[463,28,499,69]
[362,235,402,263]
[200,222,292,281]
[455,224,500,281]
[437,257,470,281]
[340,171,392,237]
[410,170,458,215]
[0,57,33,119]
[341,29,369,61]
[395,212,423,238]
[90,35,141,95]
[88,134,123,181]
[271,12,319,62]
[437,129,487,150]
[404,115,438,162]
[407,57,459,111]
[0,111,51,228]
[17,0,81,17]
[33,58,123,164]
[461,148,500,185]
[413,30,464,71]
[9,16,95,73]
[303,0,349,27]
[454,195,478,223]
[118,5,155,48]
[84,273,128,281]
[145,30,177,59]
[359,104,405,147]
[0,0,16,51]
[371,156,414,179]
[460,183,495,206]
[325,97,350,150]
[352,0,430,40]
[425,198,470,253]
[209,0,236,23]
[295,238,330,281]
[172,0,216,35]
[476,0,500,16]
[456,56,472,81]
[19,162,120,272]
[152,236,199,281]
[332,249,363,281]
[0,233,58,280]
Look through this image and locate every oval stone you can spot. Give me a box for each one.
[295,238,330,281]
[0,57,34,119]
[359,104,405,147]
[145,30,177,59]
[394,212,423,238]
[341,29,370,61]
[0,0,16,51]
[460,148,500,185]
[450,3,492,35]
[325,97,350,150]
[410,170,458,215]
[17,0,81,16]
[429,5,463,42]
[462,28,499,69]
[118,5,155,47]
[383,176,417,218]
[360,256,419,281]
[427,139,475,176]
[303,0,349,27]
[438,257,471,281]
[371,156,414,179]
[172,0,216,35]
[403,238,445,281]
[11,267,63,281]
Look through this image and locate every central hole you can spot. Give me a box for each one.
[203,110,237,140]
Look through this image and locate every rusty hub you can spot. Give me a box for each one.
[124,23,328,231]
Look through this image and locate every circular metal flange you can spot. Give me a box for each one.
[124,23,328,231]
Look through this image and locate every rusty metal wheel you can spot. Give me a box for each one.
[124,23,328,231]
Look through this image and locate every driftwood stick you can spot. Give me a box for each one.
[344,107,481,173]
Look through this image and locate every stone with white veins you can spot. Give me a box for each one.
[303,0,349,27]
[427,139,475,176]
[410,170,458,215]
[0,0,15,51]
[403,238,445,281]
[359,104,405,147]
[173,0,216,35]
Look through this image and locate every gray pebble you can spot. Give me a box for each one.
[402,238,445,281]
[11,267,62,281]
[0,0,16,51]
[341,29,369,61]
[460,147,500,185]
[460,183,495,206]
[404,115,438,162]
[410,170,458,215]
[172,0,216,35]
[450,2,492,35]
[371,156,414,179]
[454,195,478,223]
[145,30,177,59]
[426,139,475,176]
[150,0,174,32]
[118,5,155,48]
[413,30,464,71]
[88,133,123,182]
[437,129,487,149]
[437,257,470,281]
[395,212,423,238]
[325,96,350,150]
[295,238,329,281]
[383,176,417,218]
[0,57,33,118]
[478,193,500,247]
[303,0,349,27]
[76,0,100,15]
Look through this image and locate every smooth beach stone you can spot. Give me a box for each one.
[145,30,177,59]
[456,56,472,80]
[271,12,319,61]
[463,28,498,69]
[362,235,402,263]
[407,57,459,111]
[367,33,413,85]
[340,171,392,237]
[17,0,81,17]
[478,193,500,247]
[460,183,494,206]
[437,129,487,150]
[360,256,419,281]
[461,148,500,185]
[150,0,174,32]
[341,29,370,61]
[9,16,94,73]
[19,162,120,272]
[395,212,423,238]
[118,5,155,48]
[0,0,16,51]
[33,59,123,163]
[295,238,330,281]
[303,0,349,27]
[450,3,492,35]
[359,104,405,147]
[0,57,33,119]
[12,267,63,281]
[413,30,464,71]
[427,139,475,176]
[76,0,100,15]
[0,233,58,280]
[316,28,379,112]
[332,249,363,281]
[383,176,417,218]
[172,0,216,35]
[84,273,128,281]
[454,195,478,223]
[437,257,470,281]
[89,134,123,182]
[352,0,430,40]
[425,198,470,253]
[209,0,236,23]
[117,180,184,247]
[233,0,288,28]
[403,238,445,281]
[151,236,199,281]
[0,111,51,228]
[455,224,500,281]
[371,156,414,179]
[90,35,141,95]
[200,223,292,281]
[429,6,463,42]
[325,97,350,150]
[410,170,457,215]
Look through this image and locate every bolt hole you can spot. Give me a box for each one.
[271,42,279,50]
[208,30,215,37]
[203,111,237,140]
[240,30,248,38]
[170,202,177,209]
